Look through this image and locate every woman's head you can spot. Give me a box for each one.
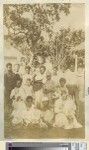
[59,78,66,87]
[26,96,33,108]
[16,96,22,102]
[16,78,22,88]
[42,97,49,108]
[53,66,58,75]
[6,63,12,73]
[40,65,46,74]
[14,63,20,72]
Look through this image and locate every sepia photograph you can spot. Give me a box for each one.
[4,3,85,139]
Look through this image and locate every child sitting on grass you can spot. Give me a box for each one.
[24,96,47,128]
[11,96,26,126]
[54,90,82,129]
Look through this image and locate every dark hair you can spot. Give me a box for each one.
[59,78,66,83]
[6,63,12,68]
[25,65,31,70]
[26,96,33,103]
[40,65,46,71]
[16,77,23,83]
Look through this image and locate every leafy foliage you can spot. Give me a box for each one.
[4,4,70,53]
[53,28,85,68]
[4,4,85,68]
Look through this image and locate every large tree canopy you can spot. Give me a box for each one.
[4,4,85,68]
[4,4,70,54]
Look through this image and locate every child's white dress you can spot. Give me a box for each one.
[54,97,82,129]
[10,86,26,101]
[24,105,42,126]
[41,109,54,126]
[63,97,82,129]
[22,85,34,98]
[54,98,69,128]
[34,73,46,108]
[11,100,26,125]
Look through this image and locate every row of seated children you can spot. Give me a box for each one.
[10,78,82,129]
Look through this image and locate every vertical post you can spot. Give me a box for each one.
[75,54,78,73]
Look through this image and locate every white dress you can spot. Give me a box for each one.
[54,97,82,129]
[34,73,46,107]
[65,69,77,85]
[19,65,25,77]
[41,109,54,125]
[10,86,26,101]
[24,105,41,125]
[54,98,69,128]
[63,97,82,129]
[54,113,69,128]
[22,85,34,98]
[11,100,26,125]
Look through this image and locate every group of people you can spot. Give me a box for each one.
[4,56,84,129]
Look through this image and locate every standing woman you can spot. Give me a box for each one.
[33,65,46,108]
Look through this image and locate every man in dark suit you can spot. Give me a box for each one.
[4,63,20,112]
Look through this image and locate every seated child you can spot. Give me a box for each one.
[54,92,69,129]
[11,96,26,125]
[62,91,82,129]
[54,91,82,129]
[24,96,46,128]
[41,97,54,127]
